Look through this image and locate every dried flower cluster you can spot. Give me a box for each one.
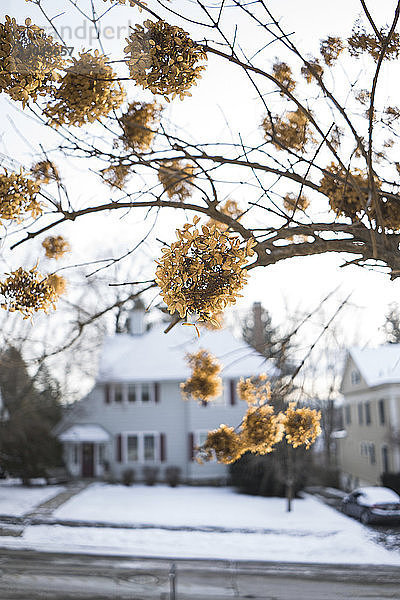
[125,20,207,100]
[42,235,70,259]
[101,163,131,190]
[207,199,243,231]
[262,109,312,152]
[237,374,271,406]
[158,160,194,201]
[181,349,222,404]
[198,373,321,463]
[301,59,324,83]
[282,403,322,449]
[119,101,161,152]
[319,163,369,218]
[320,36,344,66]
[0,266,63,318]
[0,169,41,223]
[155,217,256,322]
[198,425,243,464]
[45,50,124,127]
[0,16,64,105]
[347,27,400,61]
[45,273,67,296]
[31,160,60,185]
[283,192,310,213]
[272,61,296,95]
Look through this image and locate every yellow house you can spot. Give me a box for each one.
[337,345,400,490]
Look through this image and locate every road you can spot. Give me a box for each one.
[0,549,399,599]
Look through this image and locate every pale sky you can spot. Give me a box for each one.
[1,0,400,357]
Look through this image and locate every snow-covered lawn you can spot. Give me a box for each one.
[0,483,399,564]
[0,481,64,516]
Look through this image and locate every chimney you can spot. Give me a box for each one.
[127,299,146,335]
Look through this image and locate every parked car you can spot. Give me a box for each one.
[341,486,400,525]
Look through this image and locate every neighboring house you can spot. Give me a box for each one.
[55,304,275,482]
[336,345,400,489]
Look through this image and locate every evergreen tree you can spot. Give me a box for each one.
[0,347,63,484]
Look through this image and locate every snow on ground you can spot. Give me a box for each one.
[0,482,64,516]
[52,483,357,533]
[0,483,399,564]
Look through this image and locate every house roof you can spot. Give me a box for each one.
[97,322,276,383]
[349,344,400,387]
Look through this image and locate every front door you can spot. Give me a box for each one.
[82,443,94,477]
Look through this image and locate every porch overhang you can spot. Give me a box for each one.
[59,424,110,443]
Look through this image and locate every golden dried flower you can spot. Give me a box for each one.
[348,26,400,61]
[45,273,67,296]
[0,16,64,106]
[207,199,243,231]
[283,193,310,213]
[241,404,284,455]
[262,109,312,153]
[155,217,256,322]
[45,50,125,127]
[103,0,147,8]
[282,402,321,449]
[237,374,270,406]
[319,162,369,218]
[301,58,324,83]
[0,169,41,223]
[0,266,62,318]
[198,425,244,464]
[42,235,70,259]
[158,160,194,202]
[119,101,161,152]
[125,19,207,100]
[272,61,296,95]
[320,36,344,66]
[101,163,131,190]
[31,160,60,185]
[181,349,222,404]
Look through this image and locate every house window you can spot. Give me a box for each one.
[142,383,150,403]
[128,384,136,403]
[382,446,389,472]
[143,434,155,461]
[378,399,386,425]
[194,430,209,447]
[369,443,376,465]
[124,432,159,462]
[344,405,351,425]
[351,370,361,385]
[365,402,371,425]
[114,385,123,403]
[360,441,366,456]
[127,435,139,461]
[358,403,363,425]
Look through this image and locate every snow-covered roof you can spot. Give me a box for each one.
[58,424,111,442]
[349,344,400,387]
[98,323,276,383]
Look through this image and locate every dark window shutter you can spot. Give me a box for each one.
[188,432,194,461]
[105,384,111,404]
[229,379,236,406]
[160,433,166,462]
[154,382,160,403]
[116,434,122,463]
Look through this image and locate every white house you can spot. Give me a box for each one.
[55,305,276,482]
[337,345,400,489]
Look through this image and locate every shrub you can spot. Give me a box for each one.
[122,468,135,486]
[165,466,181,487]
[143,466,159,486]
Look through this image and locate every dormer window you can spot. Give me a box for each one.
[351,370,361,385]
